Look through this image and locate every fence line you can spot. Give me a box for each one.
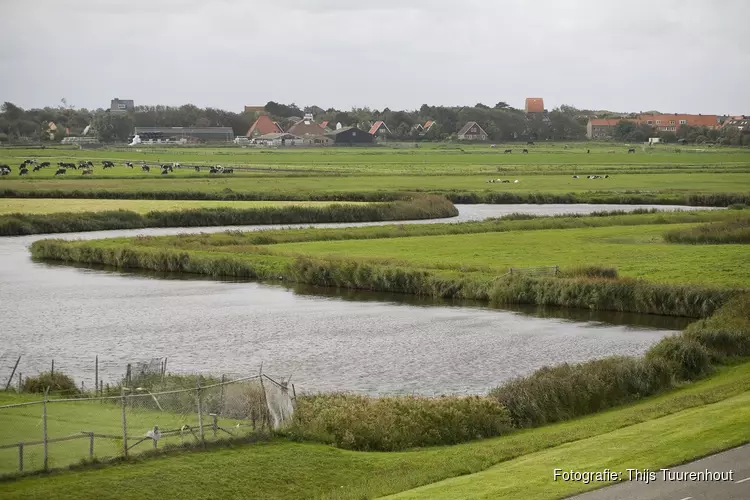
[497,265,560,279]
[0,372,296,476]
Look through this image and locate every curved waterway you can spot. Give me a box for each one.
[0,204,713,395]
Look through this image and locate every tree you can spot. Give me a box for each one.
[93,112,134,143]
[475,103,490,110]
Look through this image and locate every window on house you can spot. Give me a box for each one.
[647,120,653,125]
[656,120,661,125]
[669,120,675,125]
[118,104,126,110]
[679,120,687,125]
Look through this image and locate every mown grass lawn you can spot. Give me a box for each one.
[1,361,750,500]
[0,199,360,215]
[266,222,750,287]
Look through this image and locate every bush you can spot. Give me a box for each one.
[663,215,750,244]
[646,336,712,381]
[287,393,512,451]
[489,357,673,428]
[22,371,80,396]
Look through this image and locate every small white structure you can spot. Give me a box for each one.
[254,132,302,146]
[648,137,661,145]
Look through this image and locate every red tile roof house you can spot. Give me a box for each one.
[586,118,622,139]
[368,120,391,138]
[246,115,283,138]
[286,114,332,145]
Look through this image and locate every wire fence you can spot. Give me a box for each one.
[0,373,296,476]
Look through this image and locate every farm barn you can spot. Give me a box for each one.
[133,126,234,143]
[246,115,284,138]
[254,132,302,146]
[325,126,374,145]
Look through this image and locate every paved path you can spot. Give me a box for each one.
[568,444,750,500]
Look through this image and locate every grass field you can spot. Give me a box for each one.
[267,222,749,287]
[56,209,748,288]
[0,199,359,215]
[2,361,749,500]
[2,145,749,205]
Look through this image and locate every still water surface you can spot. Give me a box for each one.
[0,204,709,394]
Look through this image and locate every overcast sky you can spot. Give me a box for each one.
[1,0,748,114]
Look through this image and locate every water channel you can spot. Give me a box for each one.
[0,204,713,395]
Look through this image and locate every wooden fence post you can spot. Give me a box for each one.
[43,387,49,471]
[95,356,99,397]
[5,356,21,391]
[50,360,54,379]
[17,373,22,393]
[88,432,94,460]
[196,377,204,443]
[121,388,128,458]
[18,443,23,472]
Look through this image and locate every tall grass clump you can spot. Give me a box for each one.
[0,195,457,236]
[560,265,618,279]
[22,371,80,396]
[663,214,750,244]
[286,393,512,451]
[489,357,673,428]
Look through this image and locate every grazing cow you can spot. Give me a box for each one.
[54,168,66,176]
[0,164,10,175]
[527,141,535,145]
[82,168,93,175]
[587,149,591,154]
[604,175,609,179]
[572,175,579,179]
[504,149,512,154]
[40,161,50,167]
[522,149,529,153]
[627,148,636,154]
[32,165,42,172]
[194,166,201,172]
[161,169,169,175]
[222,168,234,174]
[490,144,496,148]
[102,160,115,169]
[142,165,150,172]
[125,162,134,168]
[514,179,520,184]
[19,167,29,176]
[502,179,510,183]
[86,161,94,167]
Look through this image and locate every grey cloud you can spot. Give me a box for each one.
[0,0,747,114]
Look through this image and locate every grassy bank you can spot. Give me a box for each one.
[2,361,750,500]
[0,198,363,215]
[0,195,456,236]
[664,211,750,244]
[30,209,745,314]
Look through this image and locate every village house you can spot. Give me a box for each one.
[586,113,721,139]
[586,118,621,139]
[110,98,135,112]
[722,116,749,132]
[246,115,284,138]
[457,121,488,141]
[368,121,391,139]
[286,114,332,145]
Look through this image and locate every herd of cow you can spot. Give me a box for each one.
[0,159,236,176]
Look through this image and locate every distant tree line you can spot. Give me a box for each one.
[0,100,746,145]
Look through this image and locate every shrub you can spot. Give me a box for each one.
[645,336,712,381]
[286,393,512,451]
[663,215,750,244]
[22,371,80,396]
[489,357,673,428]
